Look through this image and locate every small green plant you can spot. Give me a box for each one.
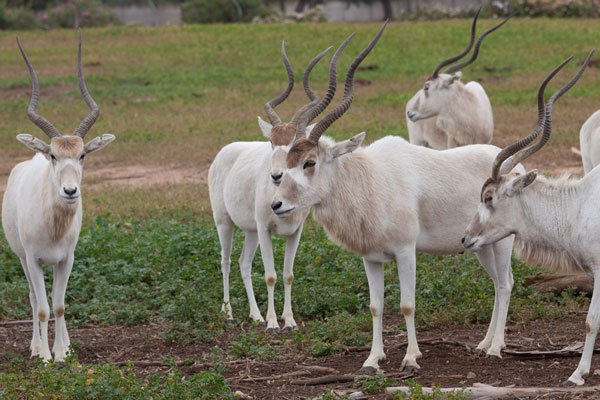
[229,329,274,360]
[314,389,350,399]
[390,380,469,400]
[356,375,398,395]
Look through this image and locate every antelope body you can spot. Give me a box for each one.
[406,11,509,149]
[463,53,594,385]
[579,109,600,173]
[271,22,519,372]
[209,38,351,331]
[2,37,115,361]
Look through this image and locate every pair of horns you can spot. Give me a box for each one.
[491,50,594,180]
[306,21,387,145]
[263,21,387,145]
[263,32,353,132]
[431,9,512,79]
[17,34,99,139]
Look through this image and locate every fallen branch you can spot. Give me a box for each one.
[525,272,592,295]
[292,371,414,386]
[239,365,339,382]
[385,382,600,399]
[502,341,600,360]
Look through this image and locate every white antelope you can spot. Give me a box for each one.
[2,37,115,362]
[579,109,600,173]
[463,52,594,386]
[271,25,526,373]
[208,37,352,332]
[406,11,510,149]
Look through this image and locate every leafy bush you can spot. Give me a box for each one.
[181,0,271,23]
[0,359,234,400]
[47,0,121,28]
[495,0,599,17]
[0,1,39,30]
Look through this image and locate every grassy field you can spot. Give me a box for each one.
[0,19,599,398]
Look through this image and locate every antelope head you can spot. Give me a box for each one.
[271,22,386,215]
[258,35,353,185]
[462,51,593,250]
[406,10,511,122]
[16,35,115,204]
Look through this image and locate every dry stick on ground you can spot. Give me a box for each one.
[236,365,339,382]
[291,371,415,386]
[385,383,600,399]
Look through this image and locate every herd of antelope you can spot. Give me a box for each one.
[4,14,600,388]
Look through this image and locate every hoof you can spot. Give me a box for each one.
[266,327,280,334]
[226,318,235,325]
[562,379,578,387]
[280,325,296,333]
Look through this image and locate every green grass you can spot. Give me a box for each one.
[1,19,599,396]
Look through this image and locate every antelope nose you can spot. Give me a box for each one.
[64,187,78,196]
[271,172,283,182]
[407,110,416,120]
[271,201,282,211]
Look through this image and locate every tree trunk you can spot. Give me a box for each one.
[382,0,393,20]
[295,0,307,13]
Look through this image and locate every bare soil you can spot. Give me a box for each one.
[2,312,600,399]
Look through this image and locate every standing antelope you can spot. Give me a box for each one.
[579,109,600,173]
[406,11,510,149]
[208,37,351,332]
[2,36,115,362]
[463,52,593,386]
[271,25,526,373]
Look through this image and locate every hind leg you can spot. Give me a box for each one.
[216,221,234,320]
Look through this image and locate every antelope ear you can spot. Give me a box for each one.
[16,134,50,154]
[444,71,462,87]
[305,123,316,135]
[84,134,116,154]
[258,116,273,139]
[508,170,537,195]
[329,132,366,160]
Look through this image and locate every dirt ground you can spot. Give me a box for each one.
[2,312,600,399]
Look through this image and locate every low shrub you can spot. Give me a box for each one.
[182,0,272,23]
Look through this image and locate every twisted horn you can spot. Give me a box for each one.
[490,55,574,180]
[264,40,294,126]
[498,50,594,175]
[293,33,354,140]
[307,21,388,144]
[430,9,479,79]
[17,37,61,138]
[443,14,512,74]
[289,45,333,126]
[73,33,100,138]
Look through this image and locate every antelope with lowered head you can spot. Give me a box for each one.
[271,25,526,373]
[406,10,510,149]
[208,36,351,332]
[463,52,594,386]
[2,36,115,362]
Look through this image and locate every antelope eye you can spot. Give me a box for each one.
[303,160,316,169]
[484,196,493,205]
[50,154,57,162]
[79,154,85,161]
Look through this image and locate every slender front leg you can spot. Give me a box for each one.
[257,226,279,332]
[474,244,500,355]
[216,223,234,320]
[25,254,51,362]
[52,254,74,361]
[395,245,422,371]
[567,267,600,386]
[281,224,303,332]
[20,257,41,358]
[239,231,263,322]
[360,258,386,373]
[490,238,514,355]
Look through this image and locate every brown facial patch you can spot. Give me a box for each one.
[50,136,84,158]
[270,124,296,146]
[287,138,317,168]
[480,178,499,201]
